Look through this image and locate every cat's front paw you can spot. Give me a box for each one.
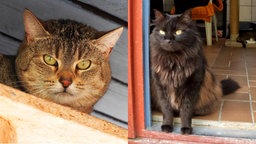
[181,127,192,134]
[161,125,173,133]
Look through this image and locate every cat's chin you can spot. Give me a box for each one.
[55,92,74,97]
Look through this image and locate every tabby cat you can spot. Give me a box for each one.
[0,9,123,113]
[150,10,240,134]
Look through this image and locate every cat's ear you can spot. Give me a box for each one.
[23,8,50,44]
[179,9,192,24]
[153,9,165,24]
[94,27,123,56]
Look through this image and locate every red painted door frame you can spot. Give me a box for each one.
[128,0,145,138]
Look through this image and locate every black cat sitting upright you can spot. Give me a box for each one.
[150,10,240,134]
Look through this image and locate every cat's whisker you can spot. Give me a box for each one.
[29,88,49,98]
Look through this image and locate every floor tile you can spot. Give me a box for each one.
[229,61,245,70]
[211,69,230,75]
[249,75,256,81]
[252,102,256,111]
[228,75,248,87]
[249,80,256,87]
[212,57,230,67]
[248,68,256,76]
[246,61,256,68]
[235,86,249,93]
[230,49,244,62]
[229,69,247,76]
[223,93,249,101]
[221,101,252,122]
[215,74,228,82]
[251,87,256,101]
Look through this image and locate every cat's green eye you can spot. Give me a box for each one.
[43,55,58,66]
[175,30,182,35]
[159,30,166,36]
[77,60,91,70]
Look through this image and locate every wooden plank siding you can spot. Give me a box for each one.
[0,34,19,55]
[0,0,127,127]
[78,0,128,22]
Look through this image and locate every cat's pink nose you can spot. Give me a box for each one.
[60,78,72,88]
[58,71,74,88]
[61,80,71,87]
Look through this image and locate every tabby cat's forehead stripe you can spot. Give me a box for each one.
[48,39,81,62]
[75,43,81,60]
[55,42,60,60]
[44,19,98,40]
[63,41,78,63]
[42,20,101,62]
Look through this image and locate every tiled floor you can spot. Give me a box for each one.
[152,39,256,134]
[202,39,256,124]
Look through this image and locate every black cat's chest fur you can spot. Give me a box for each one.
[151,47,203,89]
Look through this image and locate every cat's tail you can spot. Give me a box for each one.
[221,79,240,95]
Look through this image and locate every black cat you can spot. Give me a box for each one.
[237,31,256,48]
[150,10,240,134]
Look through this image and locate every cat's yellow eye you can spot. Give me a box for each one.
[77,60,91,70]
[175,30,182,35]
[159,30,166,36]
[43,54,58,66]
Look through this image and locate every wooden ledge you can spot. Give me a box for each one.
[0,83,127,143]
[0,116,16,143]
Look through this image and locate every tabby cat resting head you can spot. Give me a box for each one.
[11,9,123,113]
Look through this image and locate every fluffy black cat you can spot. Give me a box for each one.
[150,10,240,134]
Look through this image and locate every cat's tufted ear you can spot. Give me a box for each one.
[23,8,50,44]
[179,9,192,24]
[94,27,123,57]
[153,9,165,24]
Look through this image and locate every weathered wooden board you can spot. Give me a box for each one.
[0,0,127,83]
[0,83,127,143]
[79,0,128,21]
[94,81,128,122]
[0,117,16,143]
